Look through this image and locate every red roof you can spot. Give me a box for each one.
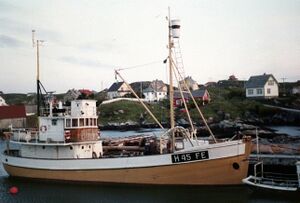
[79,89,93,96]
[0,105,26,119]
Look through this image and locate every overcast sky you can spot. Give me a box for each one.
[0,0,299,93]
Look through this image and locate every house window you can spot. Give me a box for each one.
[256,89,263,95]
[267,88,271,94]
[268,80,274,86]
[248,89,253,95]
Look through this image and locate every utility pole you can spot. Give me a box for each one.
[281,77,287,96]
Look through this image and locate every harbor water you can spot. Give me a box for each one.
[0,128,299,202]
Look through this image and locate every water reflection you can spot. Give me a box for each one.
[0,176,299,203]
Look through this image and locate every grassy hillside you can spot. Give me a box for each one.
[97,87,267,125]
[3,86,287,126]
[98,100,169,125]
[2,94,35,105]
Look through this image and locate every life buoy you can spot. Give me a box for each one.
[64,130,71,141]
[40,125,47,132]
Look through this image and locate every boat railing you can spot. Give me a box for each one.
[40,106,71,117]
[250,176,298,188]
[11,128,39,142]
[253,161,298,188]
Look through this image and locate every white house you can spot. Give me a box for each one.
[245,74,279,99]
[0,96,7,106]
[143,80,167,102]
[107,82,131,99]
[63,89,81,102]
[179,76,199,91]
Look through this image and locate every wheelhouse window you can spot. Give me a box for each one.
[72,118,78,127]
[79,118,84,127]
[66,119,71,127]
[85,118,89,126]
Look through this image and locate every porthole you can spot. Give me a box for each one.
[70,146,73,150]
[232,162,240,170]
[81,146,84,149]
[42,146,45,149]
[5,159,8,162]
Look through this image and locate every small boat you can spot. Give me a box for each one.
[1,10,252,185]
[243,161,299,191]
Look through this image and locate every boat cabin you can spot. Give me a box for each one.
[10,100,103,159]
[39,100,99,143]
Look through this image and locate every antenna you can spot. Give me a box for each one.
[32,30,36,47]
[281,77,287,96]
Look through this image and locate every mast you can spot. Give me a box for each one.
[168,7,175,152]
[36,41,40,116]
[32,30,44,117]
[168,9,175,129]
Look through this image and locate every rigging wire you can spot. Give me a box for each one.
[116,60,163,71]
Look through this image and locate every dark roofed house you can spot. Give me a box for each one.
[173,88,210,107]
[107,82,131,99]
[204,81,217,88]
[292,80,300,95]
[130,81,151,94]
[0,105,26,128]
[192,89,210,103]
[245,73,279,99]
[143,80,167,102]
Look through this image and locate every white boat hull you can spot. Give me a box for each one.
[2,141,251,185]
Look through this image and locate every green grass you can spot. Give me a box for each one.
[2,94,35,105]
[4,86,283,126]
[177,87,263,122]
[98,87,266,125]
[98,100,169,125]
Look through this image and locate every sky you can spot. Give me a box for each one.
[0,0,299,93]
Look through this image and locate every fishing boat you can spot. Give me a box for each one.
[243,161,299,191]
[1,10,252,185]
